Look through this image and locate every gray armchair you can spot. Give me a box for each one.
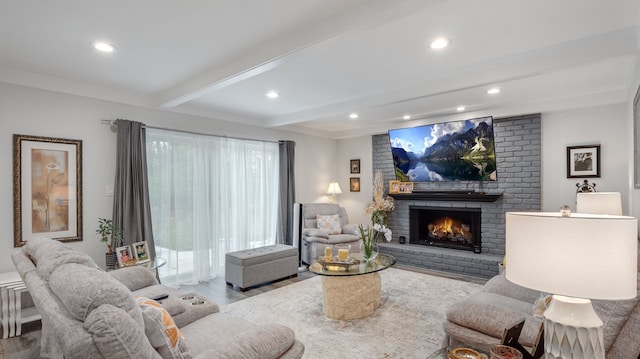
[300,203,361,265]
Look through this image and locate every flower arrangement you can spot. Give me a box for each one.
[364,169,394,227]
[358,223,392,260]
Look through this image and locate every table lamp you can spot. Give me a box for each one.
[576,192,622,215]
[505,211,637,359]
[326,181,342,203]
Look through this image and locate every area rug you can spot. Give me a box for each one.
[222,268,482,358]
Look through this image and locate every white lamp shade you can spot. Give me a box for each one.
[326,182,343,195]
[505,212,637,300]
[576,192,622,215]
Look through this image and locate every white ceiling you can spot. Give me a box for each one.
[1,0,639,138]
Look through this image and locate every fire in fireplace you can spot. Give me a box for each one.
[409,206,481,252]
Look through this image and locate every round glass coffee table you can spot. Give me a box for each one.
[308,253,396,320]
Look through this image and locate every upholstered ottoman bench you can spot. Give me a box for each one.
[225,244,298,291]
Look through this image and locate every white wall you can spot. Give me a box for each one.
[335,136,372,226]
[630,56,640,224]
[0,82,336,273]
[541,104,630,213]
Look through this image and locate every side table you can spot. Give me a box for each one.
[0,271,41,338]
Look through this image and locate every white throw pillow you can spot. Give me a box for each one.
[317,214,342,235]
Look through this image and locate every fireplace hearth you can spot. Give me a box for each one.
[409,206,481,252]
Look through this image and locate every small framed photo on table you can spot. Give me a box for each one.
[133,241,150,263]
[116,245,136,267]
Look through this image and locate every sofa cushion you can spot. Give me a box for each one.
[317,214,342,235]
[302,228,329,239]
[446,292,543,347]
[37,250,98,281]
[49,263,139,322]
[180,313,295,358]
[25,236,71,265]
[135,297,191,359]
[85,304,160,359]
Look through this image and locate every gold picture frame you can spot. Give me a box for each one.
[350,177,360,192]
[13,134,83,247]
[389,180,400,193]
[399,181,414,193]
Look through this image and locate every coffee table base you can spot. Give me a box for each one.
[322,272,381,320]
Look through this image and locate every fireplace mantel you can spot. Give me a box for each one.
[389,191,502,202]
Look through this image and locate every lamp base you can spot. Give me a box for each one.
[543,295,604,359]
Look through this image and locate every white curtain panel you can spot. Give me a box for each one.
[146,129,279,285]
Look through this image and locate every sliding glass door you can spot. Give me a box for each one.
[146,129,279,285]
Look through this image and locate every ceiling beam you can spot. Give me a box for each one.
[153,0,444,109]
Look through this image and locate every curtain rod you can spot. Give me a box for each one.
[100,119,281,144]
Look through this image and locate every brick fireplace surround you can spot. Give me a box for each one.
[374,114,541,279]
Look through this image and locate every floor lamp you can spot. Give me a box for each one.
[505,211,637,359]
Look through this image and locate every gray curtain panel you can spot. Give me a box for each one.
[113,119,156,259]
[277,140,296,245]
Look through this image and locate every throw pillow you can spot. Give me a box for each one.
[85,304,159,359]
[135,296,191,359]
[316,214,342,235]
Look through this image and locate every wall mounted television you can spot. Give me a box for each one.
[388,116,497,182]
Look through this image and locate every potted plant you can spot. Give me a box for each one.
[96,218,123,269]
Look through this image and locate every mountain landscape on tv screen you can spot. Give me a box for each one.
[389,116,497,182]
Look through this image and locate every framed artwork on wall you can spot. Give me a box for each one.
[350,159,360,174]
[634,86,640,188]
[13,134,83,247]
[566,145,600,178]
[350,177,360,192]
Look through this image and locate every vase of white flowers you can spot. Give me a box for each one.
[358,224,379,262]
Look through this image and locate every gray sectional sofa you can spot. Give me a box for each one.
[12,237,304,359]
[444,268,640,358]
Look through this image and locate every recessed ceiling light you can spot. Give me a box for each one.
[349,113,359,119]
[430,38,450,49]
[487,88,501,95]
[266,91,279,99]
[93,41,115,53]
[403,115,411,120]
[456,106,466,112]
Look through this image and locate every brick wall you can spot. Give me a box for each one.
[373,114,541,278]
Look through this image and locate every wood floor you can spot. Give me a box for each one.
[0,265,483,358]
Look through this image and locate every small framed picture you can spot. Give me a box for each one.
[389,180,400,194]
[350,159,360,174]
[566,145,600,178]
[350,177,360,192]
[399,181,414,193]
[404,182,414,193]
[133,241,150,263]
[116,245,136,267]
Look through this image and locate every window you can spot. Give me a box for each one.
[146,129,279,285]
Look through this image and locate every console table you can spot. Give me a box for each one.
[0,271,40,338]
